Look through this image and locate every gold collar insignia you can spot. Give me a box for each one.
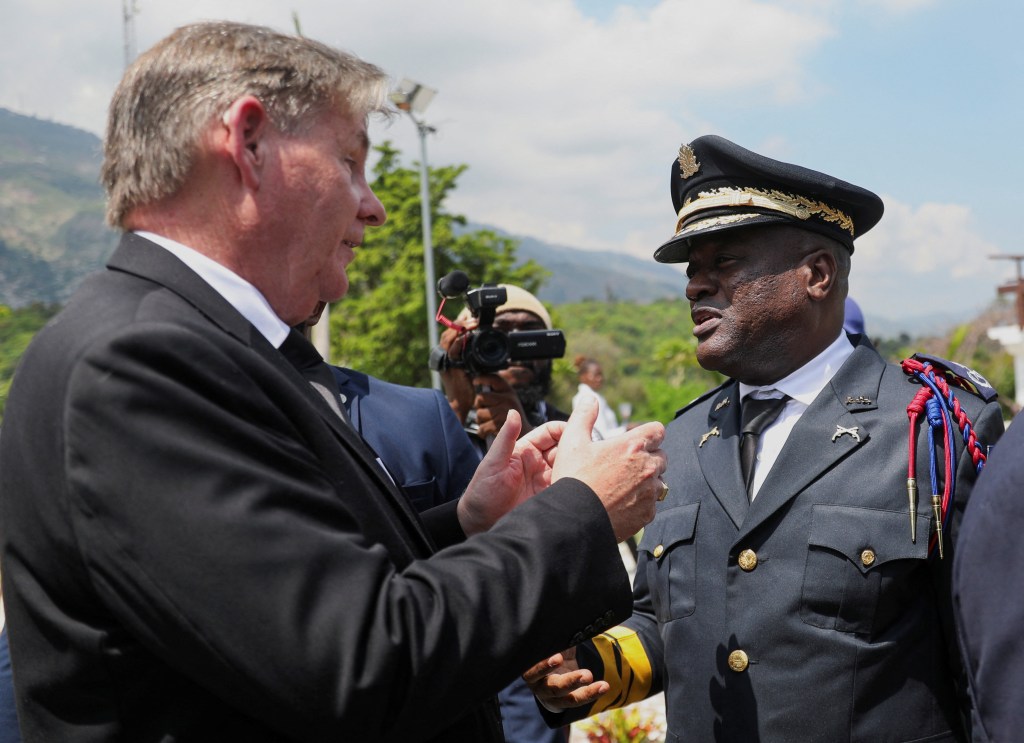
[699,426,721,448]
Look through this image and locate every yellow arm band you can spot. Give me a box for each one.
[589,625,653,714]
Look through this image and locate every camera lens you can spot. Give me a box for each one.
[469,328,510,371]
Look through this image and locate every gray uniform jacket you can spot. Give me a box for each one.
[551,338,1004,743]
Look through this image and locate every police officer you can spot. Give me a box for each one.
[526,135,1005,742]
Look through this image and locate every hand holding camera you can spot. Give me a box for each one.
[432,272,567,437]
[429,272,566,377]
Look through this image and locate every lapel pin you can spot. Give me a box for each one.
[714,397,730,411]
[831,425,861,443]
[845,396,872,405]
[699,426,721,448]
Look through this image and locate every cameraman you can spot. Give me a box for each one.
[438,284,571,743]
[439,284,569,449]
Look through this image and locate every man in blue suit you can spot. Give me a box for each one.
[331,366,481,512]
[297,301,480,513]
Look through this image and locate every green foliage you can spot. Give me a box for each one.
[331,142,548,386]
[0,108,116,306]
[945,324,970,360]
[550,299,724,424]
[874,318,1016,420]
[873,333,914,365]
[0,302,59,418]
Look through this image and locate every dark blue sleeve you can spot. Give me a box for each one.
[0,628,22,743]
[954,413,1024,743]
[431,388,482,502]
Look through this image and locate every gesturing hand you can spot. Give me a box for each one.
[456,410,567,536]
[551,397,667,542]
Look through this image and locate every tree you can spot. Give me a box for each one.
[331,142,548,387]
[549,299,724,424]
[0,302,60,418]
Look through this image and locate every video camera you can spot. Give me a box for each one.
[428,271,566,377]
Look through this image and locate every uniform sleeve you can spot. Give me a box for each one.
[539,542,667,728]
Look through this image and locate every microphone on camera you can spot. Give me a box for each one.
[437,271,470,298]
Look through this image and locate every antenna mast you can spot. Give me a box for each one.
[122,0,138,69]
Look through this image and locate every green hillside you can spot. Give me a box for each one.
[0,108,116,306]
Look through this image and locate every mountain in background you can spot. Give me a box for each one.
[462,222,686,304]
[0,107,978,338]
[0,108,117,306]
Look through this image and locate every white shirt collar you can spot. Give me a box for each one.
[134,230,290,348]
[739,331,855,406]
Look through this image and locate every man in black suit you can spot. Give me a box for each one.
[0,21,668,742]
[527,135,1004,741]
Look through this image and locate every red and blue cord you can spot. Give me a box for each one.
[902,358,988,558]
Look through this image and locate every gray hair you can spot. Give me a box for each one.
[101,21,392,228]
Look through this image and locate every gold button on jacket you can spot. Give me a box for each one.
[861,549,876,567]
[738,549,758,571]
[728,649,749,672]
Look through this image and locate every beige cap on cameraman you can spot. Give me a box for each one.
[454,284,553,329]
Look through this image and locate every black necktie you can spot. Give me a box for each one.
[278,329,351,426]
[740,395,789,500]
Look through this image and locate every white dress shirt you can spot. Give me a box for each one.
[133,231,290,348]
[738,332,855,499]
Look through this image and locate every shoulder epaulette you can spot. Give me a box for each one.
[907,353,998,403]
[900,353,994,560]
[673,379,732,419]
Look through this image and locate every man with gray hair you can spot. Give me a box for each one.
[0,22,668,742]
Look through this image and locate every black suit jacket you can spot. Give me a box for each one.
[0,234,632,742]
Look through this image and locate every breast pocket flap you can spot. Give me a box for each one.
[638,502,700,563]
[808,504,929,575]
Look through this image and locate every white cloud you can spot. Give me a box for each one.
[855,197,1002,280]
[0,0,1006,329]
[849,196,1010,322]
[855,0,938,15]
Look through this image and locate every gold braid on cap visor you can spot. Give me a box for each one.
[674,186,854,238]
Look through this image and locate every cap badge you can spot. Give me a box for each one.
[831,425,861,443]
[678,144,700,179]
[699,426,721,448]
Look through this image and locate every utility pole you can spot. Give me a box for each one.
[122,0,138,70]
[990,254,1024,329]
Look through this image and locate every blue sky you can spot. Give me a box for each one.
[1,0,1021,332]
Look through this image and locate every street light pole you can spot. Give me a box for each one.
[414,118,441,390]
[391,79,441,390]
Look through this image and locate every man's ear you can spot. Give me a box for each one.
[220,96,270,191]
[805,248,839,302]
